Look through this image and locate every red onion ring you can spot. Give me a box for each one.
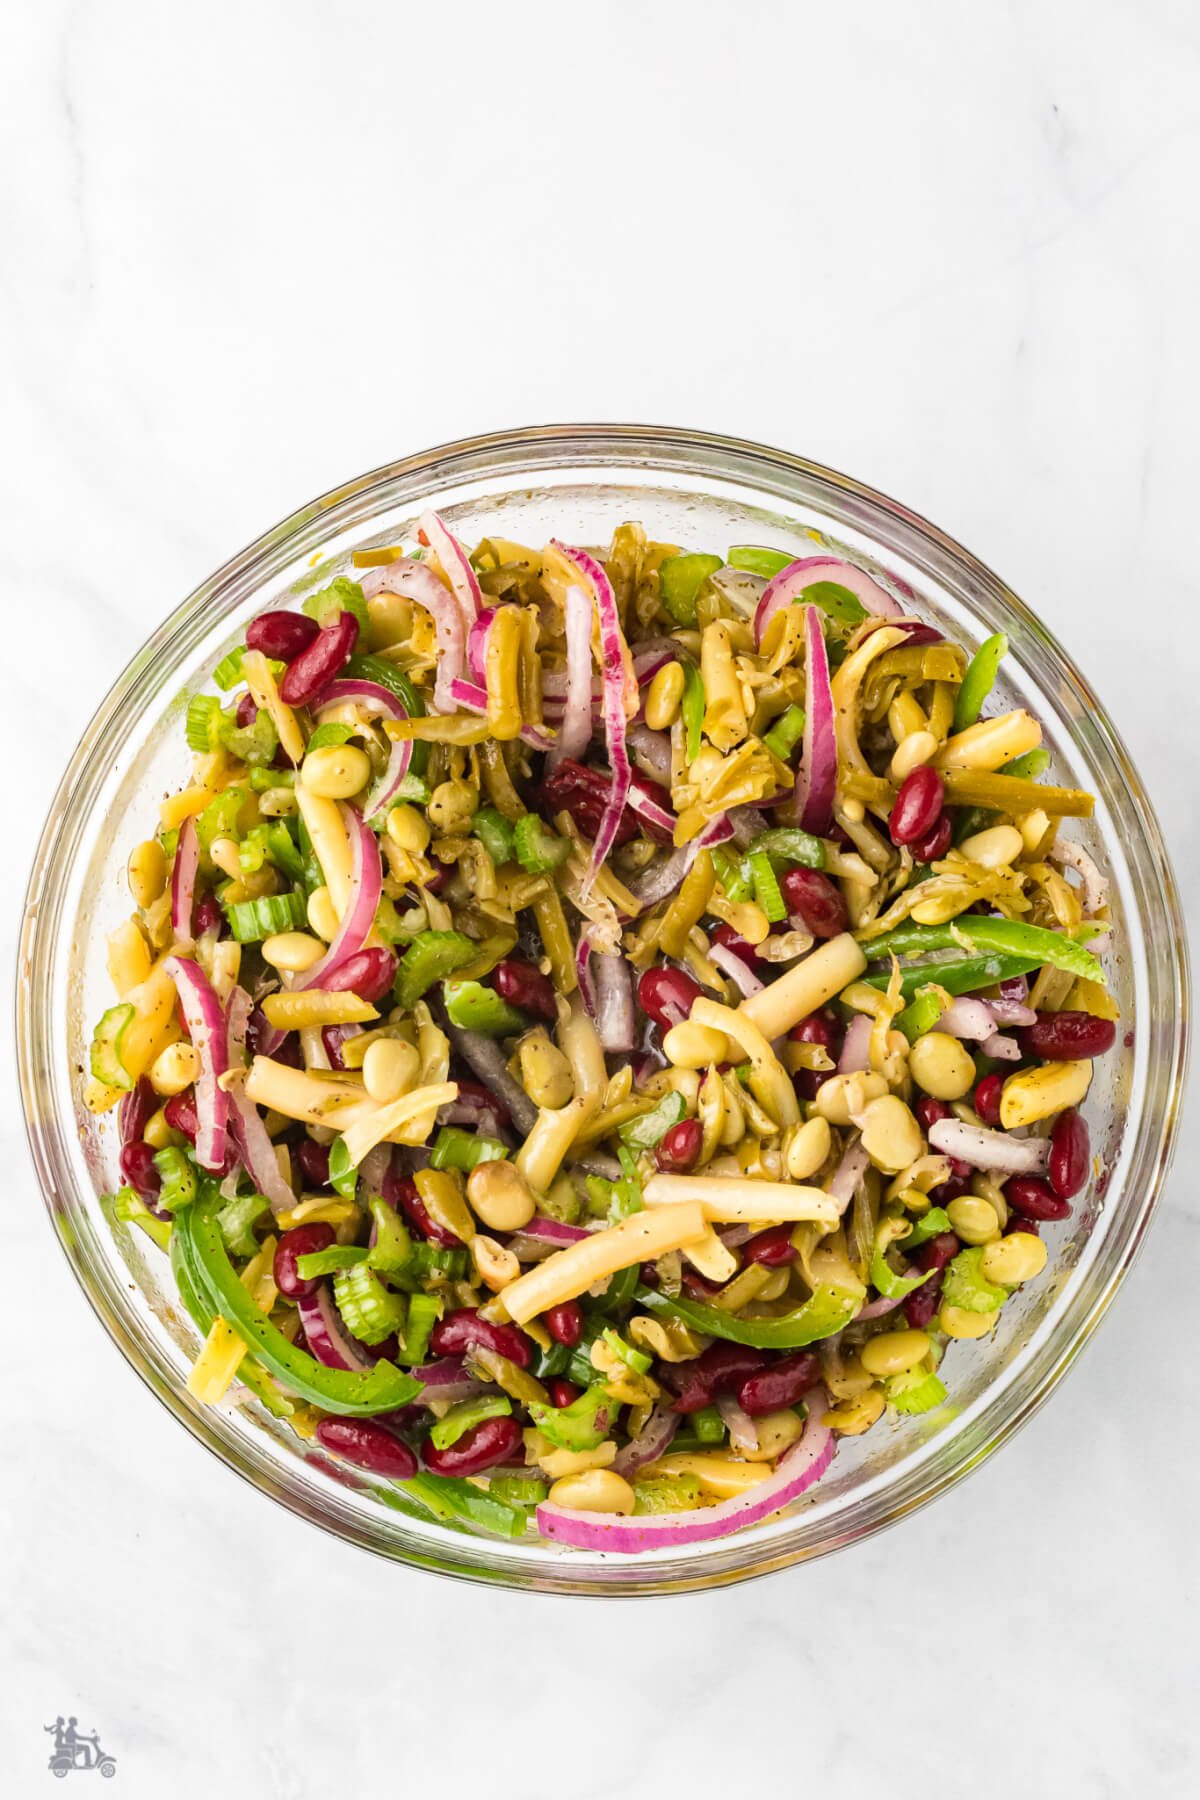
[163,954,230,1173]
[224,987,297,1213]
[359,556,465,712]
[793,606,837,837]
[927,1117,1052,1175]
[170,814,199,942]
[317,678,412,819]
[548,583,595,769]
[551,543,634,888]
[754,556,903,645]
[418,510,482,630]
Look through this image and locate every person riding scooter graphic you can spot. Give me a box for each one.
[44,1716,116,1778]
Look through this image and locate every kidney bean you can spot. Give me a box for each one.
[315,1416,418,1479]
[491,958,556,1021]
[296,1137,332,1189]
[1004,1214,1040,1237]
[549,1379,581,1408]
[1025,1011,1116,1061]
[710,922,765,968]
[454,1078,512,1132]
[638,963,703,1031]
[737,1350,820,1416]
[422,1414,523,1477]
[323,947,398,1005]
[909,814,952,863]
[544,1300,583,1347]
[743,1225,797,1267]
[1048,1108,1090,1200]
[279,610,358,707]
[660,1342,768,1414]
[916,1231,961,1273]
[247,609,321,663]
[274,1222,336,1299]
[780,867,849,938]
[681,1267,723,1301]
[429,1306,535,1370]
[789,1009,843,1056]
[539,758,641,848]
[974,1073,1004,1127]
[1005,1176,1071,1223]
[321,1024,360,1069]
[655,1118,703,1173]
[383,1169,461,1249]
[930,1166,972,1203]
[889,766,945,847]
[915,1096,952,1133]
[904,1271,944,1329]
[894,621,943,647]
[193,892,223,936]
[163,1088,199,1141]
[118,1076,156,1147]
[119,1140,162,1203]
[235,692,259,729]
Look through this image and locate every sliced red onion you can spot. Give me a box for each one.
[592,950,635,1054]
[1053,839,1108,918]
[826,1138,869,1215]
[980,1031,1021,1062]
[717,1223,756,1248]
[224,987,297,1213]
[359,556,465,711]
[537,1386,834,1552]
[627,724,672,783]
[170,814,199,942]
[163,955,230,1172]
[728,806,771,849]
[360,1143,393,1195]
[551,543,633,886]
[855,1293,904,1322]
[612,1404,679,1478]
[466,606,498,683]
[754,556,903,645]
[418,509,482,631]
[548,583,595,770]
[793,606,837,837]
[927,1117,1051,1175]
[837,1014,873,1073]
[438,1094,510,1140]
[625,776,677,841]
[297,1286,376,1372]
[716,1393,760,1453]
[625,814,734,910]
[410,1356,489,1408]
[709,565,768,617]
[317,678,412,819]
[710,942,764,998]
[938,997,999,1041]
[294,804,383,992]
[986,997,1038,1028]
[511,1217,591,1247]
[632,647,676,686]
[447,676,556,753]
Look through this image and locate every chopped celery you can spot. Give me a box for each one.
[429,1394,512,1451]
[249,765,295,792]
[527,1384,615,1452]
[223,889,307,942]
[886,1369,948,1414]
[89,1003,135,1090]
[429,1127,509,1173]
[442,979,527,1035]
[215,1188,270,1258]
[295,1244,370,1280]
[238,822,304,883]
[941,1247,1009,1315]
[472,807,516,866]
[712,846,752,902]
[397,1292,441,1366]
[366,1196,413,1274]
[617,1089,686,1151]
[680,660,705,762]
[186,694,225,753]
[726,545,793,579]
[109,1185,172,1251]
[196,786,247,852]
[327,1135,358,1199]
[212,646,248,690]
[762,704,807,762]
[486,1473,548,1507]
[222,707,278,766]
[747,850,786,922]
[152,1146,198,1213]
[332,1261,407,1345]
[303,577,370,635]
[632,1473,704,1514]
[513,814,570,874]
[691,1405,726,1444]
[392,929,476,1009]
[659,551,723,626]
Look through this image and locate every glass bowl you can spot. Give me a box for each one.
[17,425,1189,1595]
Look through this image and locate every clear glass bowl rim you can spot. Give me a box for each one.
[17,423,1190,1596]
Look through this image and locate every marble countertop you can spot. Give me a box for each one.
[3,2,1197,1794]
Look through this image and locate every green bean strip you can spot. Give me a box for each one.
[953,631,1007,732]
[635,1281,862,1348]
[861,917,1104,983]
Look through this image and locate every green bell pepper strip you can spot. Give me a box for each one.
[514,814,570,874]
[941,1247,1009,1315]
[899,1206,953,1250]
[953,632,1008,733]
[472,806,516,866]
[90,1004,136,1090]
[726,545,793,579]
[895,988,947,1042]
[392,929,477,1009]
[109,1185,172,1251]
[761,704,807,763]
[399,1471,525,1538]
[396,1292,441,1366]
[886,1369,948,1414]
[748,826,826,870]
[295,1245,369,1280]
[327,1135,358,1199]
[617,1089,687,1151]
[303,577,370,636]
[429,1394,513,1451]
[305,721,356,752]
[747,851,787,922]
[600,1327,652,1375]
[224,890,307,943]
[527,1383,614,1451]
[168,1223,295,1418]
[863,917,1105,986]
[443,979,527,1035]
[681,661,705,762]
[344,652,428,777]
[531,1339,573,1381]
[174,1205,422,1415]
[659,552,723,626]
[486,1473,548,1507]
[802,580,867,626]
[869,1217,933,1301]
[632,1473,704,1514]
[429,1126,509,1174]
[635,1279,863,1348]
[691,1405,726,1444]
[999,747,1052,783]
[249,764,296,792]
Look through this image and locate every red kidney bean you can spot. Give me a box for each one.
[915,1096,952,1133]
[192,892,223,936]
[743,1225,797,1267]
[422,1415,523,1477]
[916,1231,961,1273]
[889,767,945,847]
[904,1271,944,1329]
[789,1009,842,1055]
[429,1306,534,1369]
[274,1222,336,1299]
[681,1267,723,1301]
[638,963,703,1031]
[235,692,259,729]
[780,867,849,939]
[661,1342,768,1414]
[321,1024,360,1069]
[737,1350,820,1416]
[909,814,952,863]
[710,922,765,968]
[316,1417,418,1479]
[279,610,358,707]
[1025,1011,1116,1061]
[323,947,398,1005]
[1005,1214,1040,1237]
[655,1118,703,1173]
[383,1169,461,1249]
[539,758,641,848]
[930,1166,971,1202]
[163,1088,199,1141]
[549,1379,581,1408]
[296,1137,332,1189]
[119,1140,161,1202]
[118,1076,156,1147]
[1005,1176,1071,1223]
[1048,1109,1090,1199]
[895,622,943,647]
[247,609,321,663]
[491,958,556,1021]
[974,1073,1004,1127]
[544,1300,583,1347]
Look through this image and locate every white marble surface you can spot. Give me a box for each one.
[3,1,1199,1793]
